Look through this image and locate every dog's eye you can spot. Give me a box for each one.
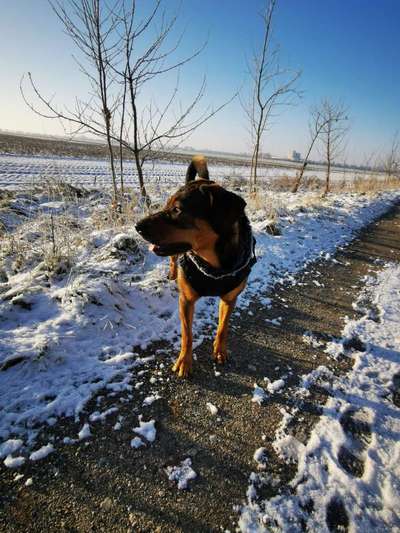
[171,206,181,215]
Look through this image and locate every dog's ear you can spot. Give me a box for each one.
[186,155,209,183]
[201,185,246,234]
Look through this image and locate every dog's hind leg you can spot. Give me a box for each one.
[213,279,247,364]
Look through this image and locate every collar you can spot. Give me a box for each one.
[183,216,256,280]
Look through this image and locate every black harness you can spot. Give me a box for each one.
[179,217,257,297]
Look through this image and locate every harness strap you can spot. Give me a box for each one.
[184,237,256,280]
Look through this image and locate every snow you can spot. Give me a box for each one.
[165,458,197,490]
[143,394,160,407]
[302,331,324,348]
[252,384,267,405]
[253,447,268,466]
[29,443,55,461]
[4,455,25,468]
[206,402,219,415]
[0,439,23,459]
[132,416,156,443]
[0,153,369,192]
[266,379,285,394]
[239,262,400,532]
[89,407,118,422]
[130,437,145,449]
[78,423,91,440]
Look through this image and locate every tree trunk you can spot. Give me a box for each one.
[128,77,150,206]
[292,161,307,193]
[324,130,331,196]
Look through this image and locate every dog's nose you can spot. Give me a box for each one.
[135,219,153,240]
[135,221,146,235]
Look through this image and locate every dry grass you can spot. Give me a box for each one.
[333,175,400,193]
[246,190,286,224]
[268,172,400,195]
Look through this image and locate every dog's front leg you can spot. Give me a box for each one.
[213,280,246,364]
[172,294,196,377]
[168,255,178,280]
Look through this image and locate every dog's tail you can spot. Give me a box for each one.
[185,155,209,183]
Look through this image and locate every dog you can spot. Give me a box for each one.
[135,156,256,377]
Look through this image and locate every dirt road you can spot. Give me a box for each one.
[1,202,400,533]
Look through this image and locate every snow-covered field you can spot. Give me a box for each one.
[240,263,400,532]
[0,152,375,191]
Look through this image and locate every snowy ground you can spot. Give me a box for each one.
[239,263,400,532]
[1,183,399,460]
[0,152,376,191]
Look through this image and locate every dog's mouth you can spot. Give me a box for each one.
[149,242,192,256]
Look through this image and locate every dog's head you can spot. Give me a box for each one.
[135,180,246,256]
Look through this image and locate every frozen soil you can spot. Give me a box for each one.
[1,203,400,533]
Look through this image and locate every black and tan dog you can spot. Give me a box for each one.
[135,156,256,377]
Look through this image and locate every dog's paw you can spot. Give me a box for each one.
[213,352,228,364]
[213,345,228,365]
[172,356,192,378]
[213,341,228,364]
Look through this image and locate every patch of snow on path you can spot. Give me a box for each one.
[165,458,197,490]
[239,263,400,532]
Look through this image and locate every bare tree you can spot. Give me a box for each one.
[291,106,331,193]
[21,0,231,205]
[383,132,399,179]
[43,0,123,201]
[113,0,214,203]
[243,0,301,192]
[317,99,349,195]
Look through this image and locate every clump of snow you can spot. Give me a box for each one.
[0,439,23,459]
[63,437,76,445]
[253,447,268,468]
[302,331,324,348]
[133,416,156,443]
[29,443,54,461]
[4,455,25,468]
[130,437,145,449]
[265,317,282,326]
[266,379,285,394]
[89,407,118,422]
[25,478,33,487]
[252,384,267,405]
[206,402,218,415]
[325,339,345,359]
[143,394,160,407]
[165,458,197,490]
[78,423,91,440]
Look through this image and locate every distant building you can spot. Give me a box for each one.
[289,150,301,162]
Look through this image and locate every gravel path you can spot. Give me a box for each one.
[1,202,400,533]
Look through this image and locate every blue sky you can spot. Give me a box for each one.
[1,0,399,164]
